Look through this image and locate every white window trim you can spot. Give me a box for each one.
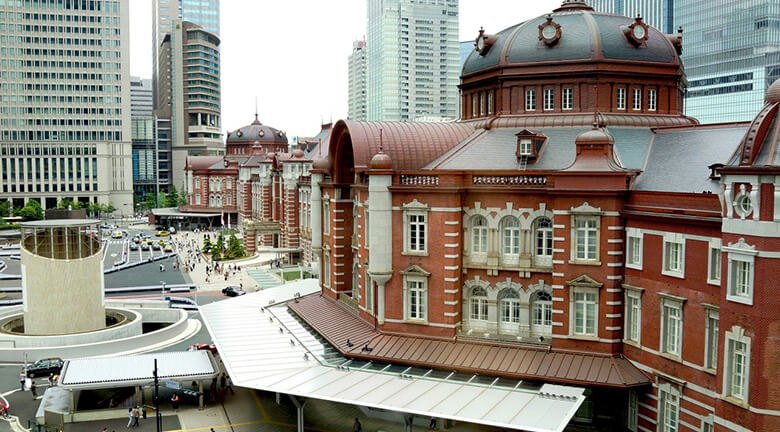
[570,215,601,264]
[323,196,331,235]
[658,384,681,432]
[501,217,521,265]
[624,285,642,346]
[724,238,756,305]
[659,295,685,359]
[661,233,685,278]
[704,307,719,371]
[543,88,554,111]
[627,389,638,432]
[632,87,642,111]
[402,200,429,256]
[570,286,599,338]
[617,87,626,110]
[648,88,657,111]
[562,87,573,110]
[525,89,536,111]
[722,325,751,406]
[323,251,331,288]
[470,215,489,259]
[707,238,722,286]
[403,275,428,323]
[626,227,643,270]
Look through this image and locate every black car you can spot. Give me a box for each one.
[221,286,246,297]
[25,358,63,378]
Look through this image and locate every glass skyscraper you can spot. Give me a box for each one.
[589,0,674,33]
[676,0,780,123]
[367,0,459,122]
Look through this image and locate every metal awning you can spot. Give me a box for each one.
[58,351,219,389]
[199,281,585,432]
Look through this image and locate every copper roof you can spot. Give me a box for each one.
[463,113,697,129]
[330,120,475,171]
[185,156,224,170]
[288,294,650,389]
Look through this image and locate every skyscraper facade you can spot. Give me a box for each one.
[130,77,157,198]
[589,0,673,33]
[348,40,367,121]
[367,0,459,122]
[676,0,780,123]
[0,0,133,212]
[156,20,222,192]
[130,76,153,117]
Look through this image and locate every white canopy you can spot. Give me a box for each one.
[199,280,585,432]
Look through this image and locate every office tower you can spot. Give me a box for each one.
[130,77,157,199]
[590,0,673,33]
[676,0,780,123]
[156,20,222,192]
[367,0,460,121]
[0,0,133,213]
[348,40,368,121]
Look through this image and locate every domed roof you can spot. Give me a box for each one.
[576,127,614,145]
[766,79,780,104]
[463,1,680,76]
[226,114,287,144]
[369,151,393,170]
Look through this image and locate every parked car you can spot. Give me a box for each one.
[132,236,141,244]
[129,243,139,251]
[168,227,177,234]
[221,286,246,297]
[187,343,217,354]
[25,358,63,378]
[152,242,161,251]
[156,231,169,237]
[111,230,123,239]
[141,243,150,251]
[163,243,173,253]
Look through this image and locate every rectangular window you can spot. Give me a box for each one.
[323,200,330,234]
[562,87,573,110]
[617,87,626,110]
[323,253,331,287]
[661,300,683,356]
[708,241,721,284]
[660,389,679,432]
[627,390,638,432]
[471,95,477,117]
[626,229,642,269]
[471,297,488,320]
[519,139,532,156]
[487,92,493,115]
[543,88,554,110]
[648,89,657,111]
[574,217,599,261]
[662,234,685,277]
[479,93,485,116]
[625,291,641,343]
[733,260,751,296]
[572,289,597,336]
[407,279,426,321]
[727,247,755,305]
[705,309,719,370]
[730,340,748,399]
[525,89,536,111]
[407,213,426,253]
[632,88,642,110]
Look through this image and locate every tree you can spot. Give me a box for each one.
[165,186,182,208]
[87,202,101,218]
[17,200,44,221]
[203,236,212,252]
[211,233,226,261]
[226,234,245,260]
[0,200,12,218]
[100,203,116,216]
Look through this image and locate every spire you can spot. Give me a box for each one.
[252,96,261,125]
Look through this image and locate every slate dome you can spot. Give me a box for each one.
[227,114,287,145]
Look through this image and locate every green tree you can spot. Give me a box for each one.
[17,200,44,221]
[100,203,116,216]
[165,186,182,208]
[211,233,225,261]
[0,200,12,218]
[226,234,245,260]
[87,202,101,218]
[203,236,212,252]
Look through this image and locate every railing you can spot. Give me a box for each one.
[399,174,439,186]
[472,175,547,186]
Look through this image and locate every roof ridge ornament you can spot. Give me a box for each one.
[538,15,562,46]
[624,13,649,47]
[553,0,593,12]
[252,96,262,125]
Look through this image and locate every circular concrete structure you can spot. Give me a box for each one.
[20,219,105,335]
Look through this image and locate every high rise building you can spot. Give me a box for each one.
[0,0,133,213]
[589,0,673,33]
[348,40,368,121]
[367,0,459,122]
[130,77,157,199]
[156,20,222,193]
[676,0,780,123]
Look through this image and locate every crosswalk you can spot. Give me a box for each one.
[247,268,282,289]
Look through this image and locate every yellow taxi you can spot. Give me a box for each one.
[111,230,123,239]
[156,231,170,237]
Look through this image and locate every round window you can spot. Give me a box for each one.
[736,193,752,216]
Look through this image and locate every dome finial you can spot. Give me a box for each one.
[554,0,593,12]
[252,96,261,125]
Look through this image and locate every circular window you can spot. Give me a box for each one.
[735,193,752,216]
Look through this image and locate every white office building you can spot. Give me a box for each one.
[0,0,133,213]
[367,0,459,122]
[348,40,368,121]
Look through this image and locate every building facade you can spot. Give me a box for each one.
[348,39,367,121]
[366,0,459,122]
[590,0,673,33]
[130,77,158,198]
[676,0,780,124]
[0,0,133,212]
[156,20,222,193]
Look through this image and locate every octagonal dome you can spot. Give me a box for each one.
[227,115,287,145]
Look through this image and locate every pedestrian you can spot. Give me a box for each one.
[352,418,362,432]
[171,393,180,411]
[126,407,134,428]
[429,417,437,430]
[48,373,54,387]
[132,406,140,427]
[159,263,163,272]
[219,373,226,389]
[225,376,234,395]
[30,381,37,398]
[20,369,26,391]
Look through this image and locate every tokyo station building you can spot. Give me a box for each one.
[189,1,780,430]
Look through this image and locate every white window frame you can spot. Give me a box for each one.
[626,228,643,270]
[470,286,489,321]
[543,88,554,111]
[525,89,536,111]
[724,239,756,305]
[487,92,493,115]
[501,296,522,324]
[627,390,638,432]
[702,417,714,432]
[632,87,642,111]
[707,238,721,285]
[660,295,684,358]
[572,216,600,263]
[535,216,553,267]
[723,325,751,405]
[402,201,429,256]
[570,287,598,337]
[624,286,642,345]
[661,233,685,278]
[617,87,626,110]
[519,138,532,156]
[323,198,331,235]
[471,94,477,117]
[501,216,521,264]
[365,275,374,313]
[659,384,680,432]
[648,88,657,111]
[479,93,485,116]
[404,276,427,322]
[471,215,489,256]
[704,307,719,371]
[323,251,331,287]
[562,87,573,110]
[532,291,552,327]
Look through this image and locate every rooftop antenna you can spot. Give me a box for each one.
[254,96,259,122]
[379,128,384,153]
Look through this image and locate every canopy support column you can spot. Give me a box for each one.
[288,395,307,432]
[198,380,204,410]
[404,414,414,432]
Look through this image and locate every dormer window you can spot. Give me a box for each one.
[515,129,546,161]
[519,139,532,156]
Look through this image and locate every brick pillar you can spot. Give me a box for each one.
[283,180,299,250]
[330,188,354,296]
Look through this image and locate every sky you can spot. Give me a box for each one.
[129,0,563,139]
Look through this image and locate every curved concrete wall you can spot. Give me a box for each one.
[22,247,105,335]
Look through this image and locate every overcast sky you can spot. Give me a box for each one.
[129,0,562,138]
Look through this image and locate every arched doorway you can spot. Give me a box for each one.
[530,290,552,336]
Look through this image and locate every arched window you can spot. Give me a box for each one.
[531,291,552,333]
[470,286,488,321]
[500,289,521,324]
[535,217,553,265]
[471,216,488,254]
[502,216,520,256]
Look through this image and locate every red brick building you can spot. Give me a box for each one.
[295,2,779,431]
